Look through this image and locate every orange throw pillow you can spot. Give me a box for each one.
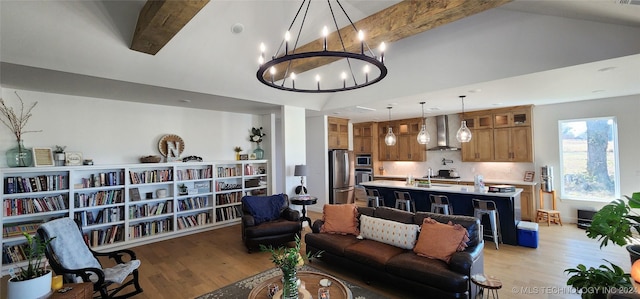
[320,204,359,236]
[413,217,470,263]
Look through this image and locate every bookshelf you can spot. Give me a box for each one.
[1,160,269,275]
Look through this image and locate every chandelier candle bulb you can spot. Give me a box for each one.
[322,26,328,50]
[285,31,290,54]
[270,67,276,83]
[341,72,347,88]
[364,65,370,83]
[379,42,386,63]
[290,72,296,89]
[358,30,364,54]
[316,75,321,90]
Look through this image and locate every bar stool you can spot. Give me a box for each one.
[429,194,453,215]
[365,188,385,208]
[473,199,502,249]
[394,191,416,212]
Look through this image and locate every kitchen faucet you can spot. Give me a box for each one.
[442,158,453,165]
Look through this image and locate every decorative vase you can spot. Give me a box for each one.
[7,270,52,299]
[254,144,264,160]
[236,152,241,160]
[54,153,66,166]
[281,267,299,299]
[6,139,33,167]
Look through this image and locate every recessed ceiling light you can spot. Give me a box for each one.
[492,103,503,106]
[597,67,616,72]
[427,107,440,111]
[231,23,244,34]
[333,111,341,115]
[469,89,482,93]
[179,99,191,103]
[592,90,606,93]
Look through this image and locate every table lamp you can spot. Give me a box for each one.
[294,164,308,195]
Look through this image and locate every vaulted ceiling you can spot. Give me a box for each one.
[1,0,639,123]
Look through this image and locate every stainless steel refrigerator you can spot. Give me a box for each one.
[328,150,354,204]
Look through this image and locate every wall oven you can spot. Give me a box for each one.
[355,168,373,185]
[355,155,372,167]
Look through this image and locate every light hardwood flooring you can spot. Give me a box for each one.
[1,211,634,299]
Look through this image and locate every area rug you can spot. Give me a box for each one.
[195,264,390,299]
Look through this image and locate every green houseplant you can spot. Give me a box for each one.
[565,194,640,298]
[565,260,632,299]
[7,232,56,298]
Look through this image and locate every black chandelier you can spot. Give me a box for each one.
[257,0,388,93]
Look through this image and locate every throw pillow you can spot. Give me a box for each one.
[242,194,285,225]
[413,217,470,263]
[320,204,359,235]
[359,214,419,250]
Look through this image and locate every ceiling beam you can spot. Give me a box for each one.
[131,0,210,55]
[266,0,512,81]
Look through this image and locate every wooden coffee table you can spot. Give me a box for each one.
[248,271,352,299]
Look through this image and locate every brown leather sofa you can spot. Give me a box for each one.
[305,206,484,299]
[241,194,302,252]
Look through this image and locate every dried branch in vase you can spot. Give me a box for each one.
[0,92,42,141]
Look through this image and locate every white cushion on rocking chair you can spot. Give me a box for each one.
[40,218,140,284]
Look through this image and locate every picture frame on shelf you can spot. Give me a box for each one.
[524,171,535,182]
[65,152,83,166]
[32,147,54,167]
[249,153,257,160]
[239,154,249,160]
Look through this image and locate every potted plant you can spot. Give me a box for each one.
[53,145,66,166]
[586,193,640,263]
[234,146,242,160]
[7,232,55,299]
[565,193,640,298]
[565,260,632,299]
[178,183,188,195]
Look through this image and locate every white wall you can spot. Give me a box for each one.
[305,115,328,213]
[532,95,640,222]
[0,88,269,167]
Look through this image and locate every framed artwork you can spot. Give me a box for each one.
[249,153,257,160]
[524,171,535,182]
[239,154,249,160]
[129,188,141,201]
[65,152,83,166]
[32,147,54,167]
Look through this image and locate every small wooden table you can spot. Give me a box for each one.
[248,271,352,299]
[290,196,318,228]
[49,282,93,299]
[471,274,502,299]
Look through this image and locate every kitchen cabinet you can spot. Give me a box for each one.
[514,184,535,221]
[493,127,532,162]
[461,129,494,162]
[377,119,425,161]
[328,117,349,149]
[353,122,374,154]
[462,114,493,129]
[460,105,533,162]
[493,108,531,128]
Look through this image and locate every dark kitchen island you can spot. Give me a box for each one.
[360,180,523,245]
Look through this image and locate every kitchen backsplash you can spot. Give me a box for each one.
[379,150,535,182]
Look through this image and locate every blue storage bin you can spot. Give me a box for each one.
[517,221,539,248]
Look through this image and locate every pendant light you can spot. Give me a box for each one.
[417,101,430,145]
[385,107,397,146]
[456,95,472,143]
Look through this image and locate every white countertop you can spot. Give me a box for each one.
[361,180,523,197]
[373,175,538,186]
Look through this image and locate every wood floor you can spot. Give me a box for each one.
[0,211,633,299]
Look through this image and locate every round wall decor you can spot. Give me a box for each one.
[158,134,185,157]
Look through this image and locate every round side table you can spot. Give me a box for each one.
[471,274,502,299]
[290,196,317,228]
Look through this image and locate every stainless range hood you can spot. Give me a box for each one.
[427,115,460,151]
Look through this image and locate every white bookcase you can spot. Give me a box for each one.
[0,160,269,275]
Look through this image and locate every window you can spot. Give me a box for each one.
[559,117,619,201]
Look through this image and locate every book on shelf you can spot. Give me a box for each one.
[129,188,141,201]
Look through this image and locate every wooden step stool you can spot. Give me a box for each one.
[536,190,562,226]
